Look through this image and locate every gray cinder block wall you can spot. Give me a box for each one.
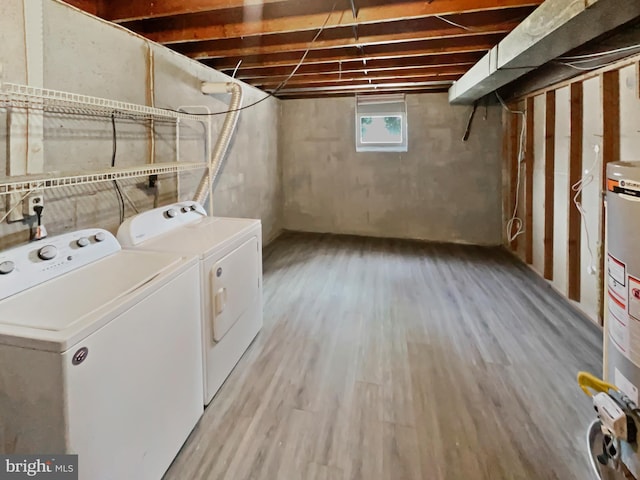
[280,94,503,245]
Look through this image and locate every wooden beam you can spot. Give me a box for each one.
[509,107,520,252]
[208,35,500,70]
[277,86,450,98]
[502,109,510,246]
[177,21,519,60]
[229,52,484,78]
[128,0,542,44]
[524,96,534,264]
[598,70,621,324]
[274,80,453,94]
[63,0,100,15]
[242,64,472,83]
[568,82,583,301]
[265,76,458,90]
[250,71,463,88]
[103,0,289,22]
[544,90,556,281]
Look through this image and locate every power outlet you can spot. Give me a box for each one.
[24,194,44,217]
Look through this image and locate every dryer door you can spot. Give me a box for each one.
[210,236,260,342]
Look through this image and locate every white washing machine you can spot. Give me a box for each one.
[117,202,263,405]
[0,229,203,480]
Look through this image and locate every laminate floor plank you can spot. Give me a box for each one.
[164,232,602,480]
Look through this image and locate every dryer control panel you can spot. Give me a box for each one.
[117,201,208,247]
[0,229,120,301]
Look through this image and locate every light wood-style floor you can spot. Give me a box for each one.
[164,232,602,480]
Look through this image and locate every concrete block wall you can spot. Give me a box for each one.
[0,0,281,249]
[280,94,504,245]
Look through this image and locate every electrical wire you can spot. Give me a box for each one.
[496,91,527,242]
[556,59,626,71]
[435,15,473,32]
[111,113,125,224]
[572,144,600,276]
[559,43,640,61]
[158,2,338,117]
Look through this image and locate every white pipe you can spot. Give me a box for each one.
[194,82,243,211]
[176,105,212,203]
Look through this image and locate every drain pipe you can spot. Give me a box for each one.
[194,81,243,213]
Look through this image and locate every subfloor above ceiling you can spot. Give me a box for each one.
[63,0,543,98]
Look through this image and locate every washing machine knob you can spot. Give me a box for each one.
[38,245,57,261]
[94,232,106,242]
[76,237,90,248]
[0,261,15,275]
[181,206,191,213]
[165,209,178,219]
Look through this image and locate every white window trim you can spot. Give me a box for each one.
[355,94,408,153]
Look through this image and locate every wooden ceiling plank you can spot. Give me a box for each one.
[276,84,452,96]
[130,0,542,44]
[238,62,476,81]
[263,76,459,89]
[249,70,465,87]
[103,0,288,22]
[243,64,471,83]
[180,20,519,60]
[227,52,484,77]
[207,35,500,70]
[279,88,451,99]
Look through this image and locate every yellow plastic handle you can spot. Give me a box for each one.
[577,371,618,398]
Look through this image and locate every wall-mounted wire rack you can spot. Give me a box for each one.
[0,82,208,122]
[0,82,211,196]
[0,163,208,195]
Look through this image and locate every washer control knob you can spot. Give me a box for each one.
[38,245,57,261]
[76,237,90,248]
[0,261,15,275]
[165,209,177,219]
[94,232,106,242]
[181,206,191,213]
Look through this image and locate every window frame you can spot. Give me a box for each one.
[355,94,408,153]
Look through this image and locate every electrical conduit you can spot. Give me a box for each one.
[194,82,243,211]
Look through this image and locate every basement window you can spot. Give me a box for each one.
[355,94,408,153]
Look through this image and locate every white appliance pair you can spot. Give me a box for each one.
[0,229,203,480]
[0,203,262,479]
[116,201,263,405]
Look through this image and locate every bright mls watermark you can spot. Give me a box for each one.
[0,455,77,479]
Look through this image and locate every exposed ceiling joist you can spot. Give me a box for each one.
[228,52,485,78]
[124,0,542,45]
[254,72,463,88]
[208,34,501,70]
[102,0,289,23]
[177,21,519,60]
[276,81,453,94]
[64,0,544,99]
[244,65,470,84]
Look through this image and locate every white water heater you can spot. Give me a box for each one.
[606,161,640,477]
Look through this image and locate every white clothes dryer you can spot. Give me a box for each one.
[117,202,263,405]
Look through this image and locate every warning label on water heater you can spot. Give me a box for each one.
[608,254,630,356]
[608,254,640,368]
[608,178,640,198]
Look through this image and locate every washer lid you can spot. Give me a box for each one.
[0,250,194,352]
[137,217,261,258]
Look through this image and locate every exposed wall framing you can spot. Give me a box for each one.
[543,91,555,281]
[524,96,534,264]
[504,52,640,325]
[568,82,583,302]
